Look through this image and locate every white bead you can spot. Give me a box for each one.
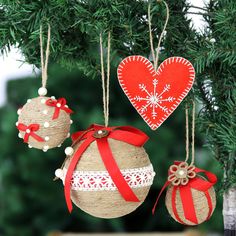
[43,145,49,152]
[57,144,61,148]
[18,133,22,138]
[42,110,48,115]
[56,103,61,108]
[210,38,216,43]
[98,130,103,134]
[70,120,73,124]
[51,96,56,99]
[67,133,70,138]
[45,136,50,141]
[44,122,49,128]
[27,99,31,103]
[65,147,74,156]
[41,99,46,104]
[65,105,68,108]
[28,145,32,148]
[55,169,63,178]
[26,129,30,134]
[179,170,185,176]
[17,109,22,115]
[38,87,47,96]
[15,122,19,126]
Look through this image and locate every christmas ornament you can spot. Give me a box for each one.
[152,102,217,225]
[16,25,73,151]
[117,1,195,130]
[117,56,195,131]
[165,162,217,225]
[17,97,72,151]
[55,32,155,218]
[56,124,155,218]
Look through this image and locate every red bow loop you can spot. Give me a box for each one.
[17,123,45,143]
[46,97,73,119]
[189,167,217,191]
[71,124,149,145]
[64,124,149,212]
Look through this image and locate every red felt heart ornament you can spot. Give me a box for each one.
[117,56,195,130]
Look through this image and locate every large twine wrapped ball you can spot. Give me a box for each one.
[62,138,155,218]
[165,183,216,225]
[17,96,72,151]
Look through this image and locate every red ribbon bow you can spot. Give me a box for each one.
[152,161,217,225]
[64,124,149,213]
[17,123,45,143]
[46,98,73,119]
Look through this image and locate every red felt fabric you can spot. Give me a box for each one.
[117,56,195,130]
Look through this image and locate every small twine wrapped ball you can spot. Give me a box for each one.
[165,183,216,225]
[17,96,72,151]
[61,139,155,218]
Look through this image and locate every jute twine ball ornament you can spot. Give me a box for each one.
[152,102,217,225]
[17,96,73,151]
[57,126,155,218]
[165,180,216,225]
[55,33,155,218]
[16,25,73,151]
[163,102,217,225]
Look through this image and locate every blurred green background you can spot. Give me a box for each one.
[0,64,222,236]
[0,0,231,234]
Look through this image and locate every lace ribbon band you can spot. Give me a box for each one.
[59,164,155,191]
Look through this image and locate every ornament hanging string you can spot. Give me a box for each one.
[184,100,196,165]
[53,32,111,180]
[40,24,51,89]
[191,100,195,165]
[185,105,189,162]
[148,0,169,71]
[99,32,111,127]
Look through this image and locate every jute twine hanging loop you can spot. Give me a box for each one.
[148,0,169,70]
[38,24,51,96]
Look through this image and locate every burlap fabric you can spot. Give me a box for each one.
[64,139,153,218]
[18,96,71,149]
[165,183,216,225]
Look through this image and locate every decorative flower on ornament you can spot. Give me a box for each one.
[168,162,196,186]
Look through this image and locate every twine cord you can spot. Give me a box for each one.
[185,105,189,162]
[99,32,111,127]
[184,100,196,165]
[148,4,156,68]
[99,33,106,126]
[148,0,170,71]
[54,32,111,180]
[40,24,51,88]
[191,100,195,166]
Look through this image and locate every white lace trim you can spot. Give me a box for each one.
[60,164,155,191]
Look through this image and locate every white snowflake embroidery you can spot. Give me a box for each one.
[134,79,175,119]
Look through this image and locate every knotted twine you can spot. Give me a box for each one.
[100,32,111,127]
[184,100,196,165]
[40,24,51,89]
[148,0,169,70]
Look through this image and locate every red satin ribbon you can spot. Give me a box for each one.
[17,123,45,143]
[152,161,217,224]
[64,124,149,213]
[46,98,73,119]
